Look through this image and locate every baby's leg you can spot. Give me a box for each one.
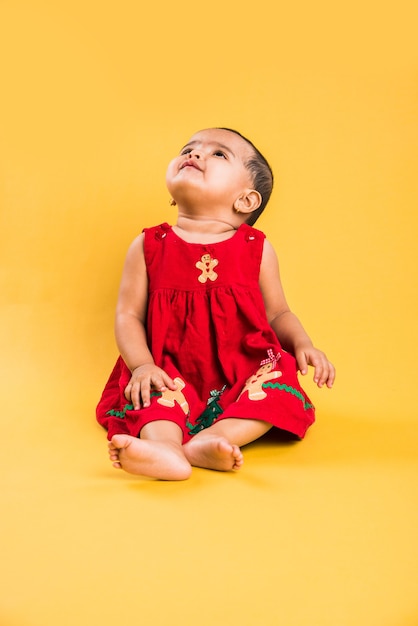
[109,420,192,480]
[183,418,272,471]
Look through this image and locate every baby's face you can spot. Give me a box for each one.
[166,128,254,211]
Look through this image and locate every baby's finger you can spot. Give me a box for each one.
[325,362,336,388]
[296,351,308,376]
[161,372,178,390]
[149,373,168,393]
[311,355,325,387]
[140,378,152,408]
[130,380,143,410]
[316,357,335,388]
[124,382,132,403]
[313,365,324,386]
[125,380,141,410]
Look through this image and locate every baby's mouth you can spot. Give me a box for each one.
[180,159,202,171]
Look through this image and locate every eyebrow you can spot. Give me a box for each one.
[180,140,235,158]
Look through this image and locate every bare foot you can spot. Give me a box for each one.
[183,435,244,471]
[108,435,192,480]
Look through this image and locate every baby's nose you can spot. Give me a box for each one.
[190,149,201,159]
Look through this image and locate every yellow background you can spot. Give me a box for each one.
[1,1,417,625]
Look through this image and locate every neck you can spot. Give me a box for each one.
[176,214,238,234]
[173,214,240,244]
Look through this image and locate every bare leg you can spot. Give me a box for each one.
[108,420,192,480]
[183,418,272,471]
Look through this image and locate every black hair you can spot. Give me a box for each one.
[217,127,274,226]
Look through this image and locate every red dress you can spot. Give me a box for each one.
[96,223,315,442]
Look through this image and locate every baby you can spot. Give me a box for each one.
[96,127,335,480]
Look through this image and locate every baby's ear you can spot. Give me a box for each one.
[234,189,262,215]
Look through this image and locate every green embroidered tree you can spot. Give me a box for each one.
[187,386,226,435]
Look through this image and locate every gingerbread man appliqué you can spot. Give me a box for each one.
[238,350,282,401]
[196,253,218,283]
[157,377,189,415]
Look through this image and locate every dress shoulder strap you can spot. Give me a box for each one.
[142,223,172,268]
[238,223,266,243]
[142,222,171,240]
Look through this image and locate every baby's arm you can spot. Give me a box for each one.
[115,234,177,409]
[259,239,335,388]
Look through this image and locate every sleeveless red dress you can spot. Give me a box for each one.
[96,223,315,442]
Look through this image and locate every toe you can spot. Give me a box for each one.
[111,434,132,450]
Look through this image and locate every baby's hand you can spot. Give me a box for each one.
[295,345,335,388]
[125,364,177,410]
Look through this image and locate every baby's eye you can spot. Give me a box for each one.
[180,148,192,155]
[213,151,227,158]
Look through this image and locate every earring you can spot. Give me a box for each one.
[234,206,241,213]
[169,199,177,206]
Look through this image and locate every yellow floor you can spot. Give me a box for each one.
[1,360,417,625]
